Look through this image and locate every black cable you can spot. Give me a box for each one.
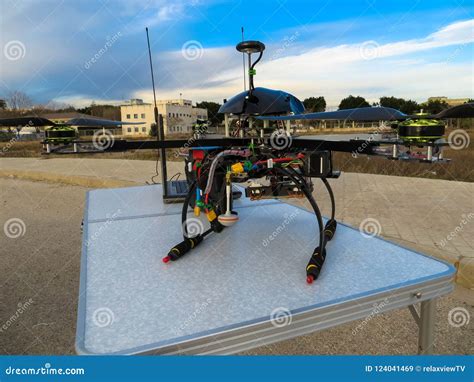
[321,178,335,220]
[274,167,325,252]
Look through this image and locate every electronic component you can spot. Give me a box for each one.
[303,151,333,178]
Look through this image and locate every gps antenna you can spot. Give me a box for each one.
[146,27,168,197]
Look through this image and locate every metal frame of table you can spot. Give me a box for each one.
[76,185,455,355]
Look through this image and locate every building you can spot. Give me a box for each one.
[120,98,208,136]
[427,96,470,107]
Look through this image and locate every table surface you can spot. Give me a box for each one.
[76,184,455,355]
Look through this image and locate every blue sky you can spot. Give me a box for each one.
[0,0,473,109]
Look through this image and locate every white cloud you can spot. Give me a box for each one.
[127,19,474,108]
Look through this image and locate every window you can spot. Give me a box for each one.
[126,114,131,119]
[141,113,145,118]
[134,127,139,132]
[127,127,131,132]
[142,127,146,132]
[134,114,138,119]
[168,112,171,117]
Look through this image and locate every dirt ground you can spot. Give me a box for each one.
[0,177,472,355]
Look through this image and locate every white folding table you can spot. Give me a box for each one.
[76,185,455,355]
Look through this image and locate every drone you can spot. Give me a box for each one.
[157,40,473,284]
[2,39,472,284]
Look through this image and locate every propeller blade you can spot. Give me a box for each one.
[0,117,55,127]
[65,117,145,127]
[257,106,408,122]
[433,102,474,119]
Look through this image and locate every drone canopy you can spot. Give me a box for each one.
[218,87,305,115]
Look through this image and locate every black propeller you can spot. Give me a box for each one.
[66,117,144,127]
[257,102,474,122]
[0,116,144,127]
[0,117,56,127]
[433,102,474,119]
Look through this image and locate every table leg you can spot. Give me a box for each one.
[418,298,436,354]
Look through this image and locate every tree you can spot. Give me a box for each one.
[0,99,6,109]
[338,95,369,110]
[6,90,32,110]
[195,101,223,125]
[419,99,449,114]
[303,96,326,112]
[77,103,120,120]
[379,96,419,114]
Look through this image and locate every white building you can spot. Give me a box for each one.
[120,98,208,136]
